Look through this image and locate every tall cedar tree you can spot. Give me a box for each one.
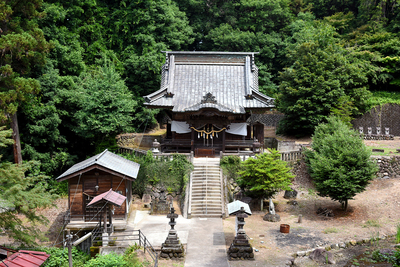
[0,127,56,245]
[0,0,51,163]
[305,116,378,211]
[238,150,294,199]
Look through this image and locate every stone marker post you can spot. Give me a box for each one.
[160,206,185,259]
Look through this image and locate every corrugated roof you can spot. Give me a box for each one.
[56,149,140,181]
[144,52,274,114]
[87,189,126,207]
[0,250,50,267]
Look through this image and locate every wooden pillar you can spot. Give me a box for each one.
[103,206,107,233]
[191,128,194,152]
[108,205,112,232]
[222,129,226,153]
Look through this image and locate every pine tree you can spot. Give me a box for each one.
[0,126,56,245]
[305,116,378,211]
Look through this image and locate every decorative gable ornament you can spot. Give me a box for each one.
[201,92,217,104]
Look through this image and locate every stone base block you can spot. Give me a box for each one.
[263,213,280,222]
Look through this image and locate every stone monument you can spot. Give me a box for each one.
[228,207,254,260]
[263,198,281,222]
[160,206,185,259]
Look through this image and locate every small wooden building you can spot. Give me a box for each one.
[144,51,275,156]
[56,149,140,229]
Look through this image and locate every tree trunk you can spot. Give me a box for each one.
[344,199,348,212]
[11,112,22,164]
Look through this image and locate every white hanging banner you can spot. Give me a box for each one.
[226,123,247,136]
[171,121,191,134]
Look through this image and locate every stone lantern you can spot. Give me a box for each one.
[253,138,261,154]
[152,139,161,153]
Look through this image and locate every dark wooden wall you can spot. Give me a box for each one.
[68,169,131,219]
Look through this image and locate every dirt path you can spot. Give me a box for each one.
[224,178,400,266]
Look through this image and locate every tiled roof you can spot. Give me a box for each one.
[56,149,140,181]
[0,250,50,267]
[87,189,126,207]
[144,51,274,114]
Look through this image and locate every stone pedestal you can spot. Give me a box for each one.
[160,229,185,259]
[228,229,254,260]
[160,206,184,259]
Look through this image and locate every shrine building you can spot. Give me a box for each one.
[144,51,275,156]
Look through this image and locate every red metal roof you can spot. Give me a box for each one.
[87,189,126,207]
[0,250,50,267]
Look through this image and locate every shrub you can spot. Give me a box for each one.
[220,155,242,182]
[238,150,294,199]
[84,253,126,267]
[38,247,89,267]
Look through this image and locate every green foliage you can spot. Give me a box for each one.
[372,249,400,267]
[396,224,400,244]
[0,0,51,121]
[120,151,192,196]
[277,21,372,135]
[305,116,378,211]
[84,253,126,267]
[238,150,294,199]
[366,91,400,109]
[123,245,148,266]
[0,127,57,245]
[38,247,89,267]
[220,156,243,182]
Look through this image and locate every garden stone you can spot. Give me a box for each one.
[309,249,335,264]
[293,256,315,267]
[297,251,306,257]
[284,188,298,199]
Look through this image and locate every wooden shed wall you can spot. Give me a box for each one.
[68,169,131,219]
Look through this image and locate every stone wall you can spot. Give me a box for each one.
[373,156,400,178]
[116,133,165,149]
[352,104,400,136]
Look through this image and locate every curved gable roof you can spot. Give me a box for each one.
[144,51,274,114]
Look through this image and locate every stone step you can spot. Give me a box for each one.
[192,177,220,180]
[192,203,222,211]
[192,206,222,214]
[190,158,223,218]
[191,190,221,194]
[192,181,220,185]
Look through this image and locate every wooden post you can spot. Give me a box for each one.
[108,205,112,233]
[222,130,226,153]
[103,206,108,233]
[66,229,73,267]
[191,128,194,152]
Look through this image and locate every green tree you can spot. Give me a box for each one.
[238,150,294,199]
[277,21,372,135]
[72,63,136,142]
[0,0,51,163]
[305,116,378,211]
[0,126,56,245]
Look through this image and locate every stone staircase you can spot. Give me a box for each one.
[189,157,224,218]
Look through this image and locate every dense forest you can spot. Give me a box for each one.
[1,0,400,178]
